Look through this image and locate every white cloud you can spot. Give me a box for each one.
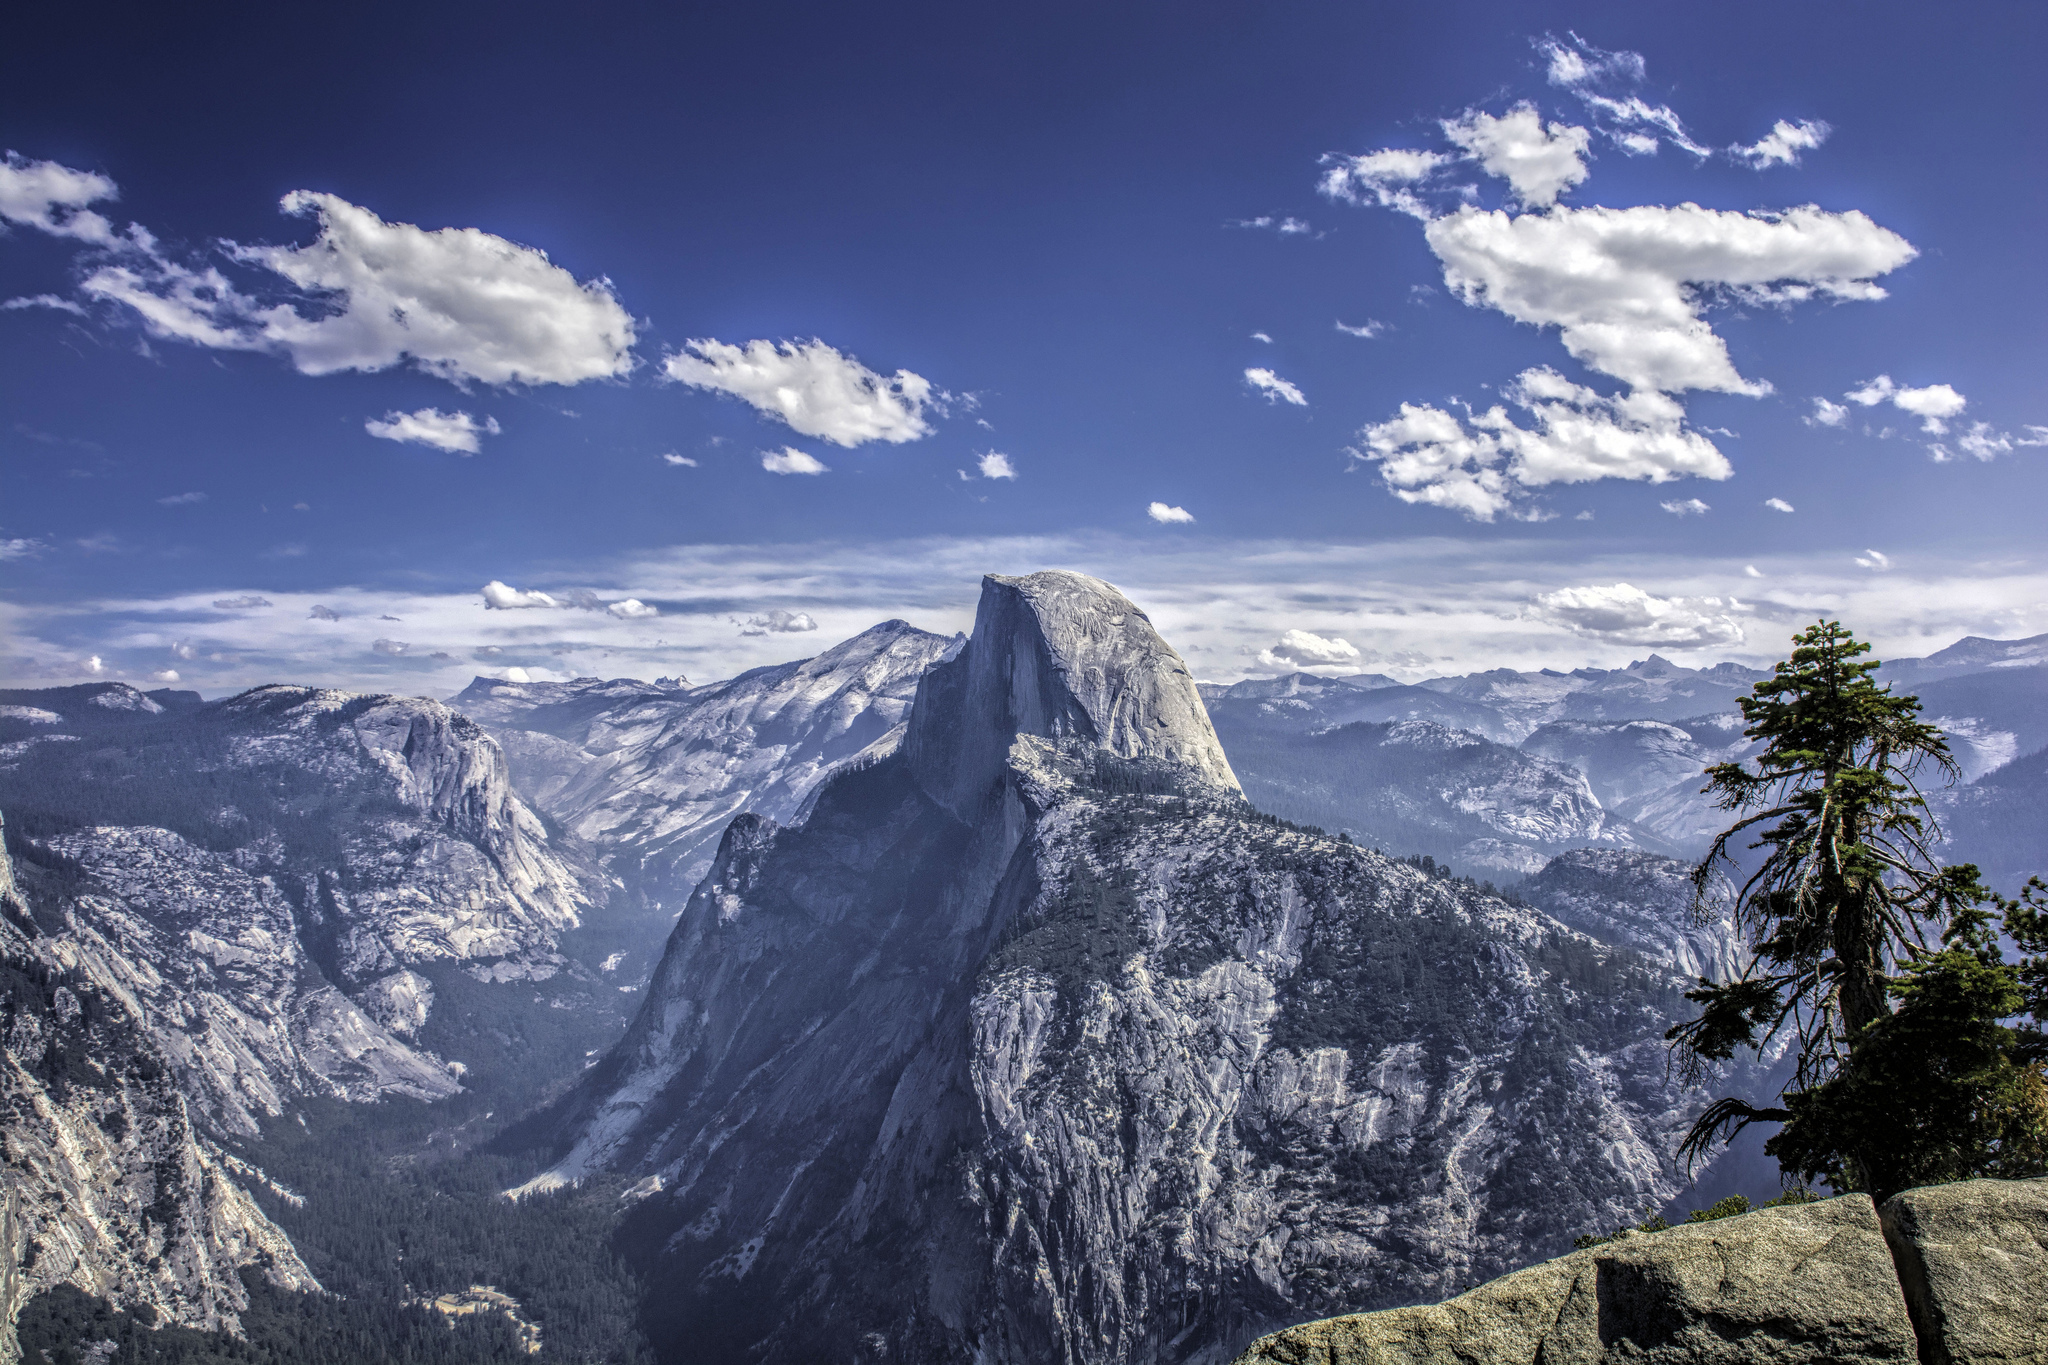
[1441,105,1591,209]
[1764,497,1795,512]
[606,598,658,619]
[365,407,500,454]
[83,655,106,675]
[1245,368,1307,405]
[1355,367,1730,521]
[1335,319,1387,338]
[1231,215,1310,235]
[501,666,533,683]
[977,451,1017,480]
[370,638,409,655]
[761,446,829,475]
[1577,96,1713,158]
[1807,397,1849,428]
[3,293,88,315]
[1539,35,1646,89]
[1256,628,1362,672]
[171,641,197,659]
[1660,497,1710,516]
[664,338,936,446]
[1318,147,1451,218]
[1,538,47,560]
[1250,331,1272,344]
[481,580,561,610]
[1857,549,1892,570]
[0,152,118,243]
[739,609,817,635]
[156,491,207,506]
[1425,203,1916,395]
[86,193,636,385]
[212,595,272,609]
[1148,502,1195,524]
[1744,564,1764,577]
[662,452,699,467]
[308,604,341,621]
[1537,582,1745,648]
[150,669,180,683]
[1844,374,1967,432]
[1731,119,1832,169]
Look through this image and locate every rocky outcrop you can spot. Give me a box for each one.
[526,571,1726,1365]
[451,619,954,893]
[0,813,317,1365]
[1519,849,1741,982]
[1880,1177,2048,1365]
[1234,1194,1919,1365]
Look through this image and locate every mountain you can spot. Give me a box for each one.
[522,571,1721,1365]
[1212,714,1655,876]
[1517,716,1751,857]
[1,812,320,1359]
[1202,674,1517,744]
[1878,632,2048,690]
[1936,743,2048,890]
[1413,657,1766,738]
[449,620,956,899]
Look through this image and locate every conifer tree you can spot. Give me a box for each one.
[1668,620,2048,1200]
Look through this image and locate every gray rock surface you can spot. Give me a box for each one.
[526,570,1725,1365]
[450,619,954,893]
[1519,849,1741,982]
[0,814,317,1364]
[1881,1177,2048,1365]
[1235,1194,1917,1365]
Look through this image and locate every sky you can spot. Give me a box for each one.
[2,0,2043,695]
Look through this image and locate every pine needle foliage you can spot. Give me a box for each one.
[1667,621,2048,1201]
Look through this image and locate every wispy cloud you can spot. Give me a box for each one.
[665,338,936,446]
[1147,502,1195,524]
[1244,368,1307,405]
[761,446,829,475]
[366,408,500,454]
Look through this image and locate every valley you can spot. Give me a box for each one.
[2,581,2040,1364]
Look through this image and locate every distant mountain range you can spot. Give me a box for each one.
[0,611,2038,1364]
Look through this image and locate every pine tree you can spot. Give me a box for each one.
[1668,620,2048,1201]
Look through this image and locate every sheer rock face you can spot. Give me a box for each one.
[907,571,1240,819]
[450,620,955,891]
[1880,1177,2048,1365]
[0,816,316,1365]
[1234,1194,1917,1365]
[1519,848,1742,982]
[530,572,1715,1365]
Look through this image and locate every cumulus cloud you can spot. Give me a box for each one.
[1441,105,1591,209]
[661,452,698,467]
[1355,367,1731,521]
[1148,502,1195,524]
[212,595,272,609]
[171,641,197,660]
[1808,397,1850,428]
[365,408,500,454]
[1844,375,1967,433]
[156,491,207,506]
[1335,319,1387,338]
[976,451,1017,480]
[150,669,181,683]
[500,666,533,683]
[0,151,118,243]
[370,638,409,655]
[664,338,936,446]
[761,446,829,475]
[606,598,658,619]
[84,193,636,385]
[1425,204,1916,396]
[1731,119,1832,168]
[308,604,341,621]
[1245,368,1307,405]
[1660,497,1710,516]
[1256,629,1363,672]
[1536,582,1745,649]
[481,580,561,610]
[1764,497,1795,512]
[82,655,106,675]
[739,609,818,636]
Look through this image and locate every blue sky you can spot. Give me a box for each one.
[3,0,2042,693]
